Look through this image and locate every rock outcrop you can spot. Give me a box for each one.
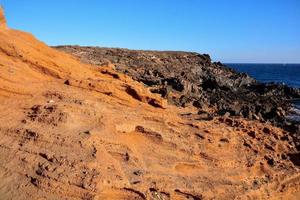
[0,6,7,28]
[55,46,300,130]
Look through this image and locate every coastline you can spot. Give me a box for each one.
[227,63,300,124]
[227,63,300,89]
[55,46,300,130]
[288,99,300,122]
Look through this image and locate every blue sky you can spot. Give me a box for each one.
[2,0,300,63]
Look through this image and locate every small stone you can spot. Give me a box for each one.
[223,112,231,118]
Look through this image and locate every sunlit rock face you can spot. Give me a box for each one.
[0,6,7,28]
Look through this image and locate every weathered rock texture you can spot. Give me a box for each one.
[55,46,300,131]
[1,12,300,200]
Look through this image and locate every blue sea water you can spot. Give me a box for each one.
[226,63,300,88]
[226,63,300,121]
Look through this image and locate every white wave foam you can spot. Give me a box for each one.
[287,107,300,122]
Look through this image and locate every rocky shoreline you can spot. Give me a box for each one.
[55,46,300,133]
[288,100,300,122]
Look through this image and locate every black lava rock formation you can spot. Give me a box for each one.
[55,46,300,133]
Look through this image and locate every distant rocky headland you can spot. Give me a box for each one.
[55,46,300,133]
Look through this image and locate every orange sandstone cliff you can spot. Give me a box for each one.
[0,8,300,200]
[0,7,6,28]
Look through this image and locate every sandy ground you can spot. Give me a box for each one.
[0,9,300,199]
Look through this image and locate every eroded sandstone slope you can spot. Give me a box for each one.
[1,9,300,200]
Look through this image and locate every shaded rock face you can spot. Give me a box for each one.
[55,46,300,129]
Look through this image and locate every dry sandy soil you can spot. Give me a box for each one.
[0,8,300,200]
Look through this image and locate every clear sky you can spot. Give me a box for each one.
[2,0,300,63]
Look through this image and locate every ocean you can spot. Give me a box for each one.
[226,63,300,88]
[226,63,300,121]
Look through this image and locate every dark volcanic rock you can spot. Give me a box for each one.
[54,46,300,131]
